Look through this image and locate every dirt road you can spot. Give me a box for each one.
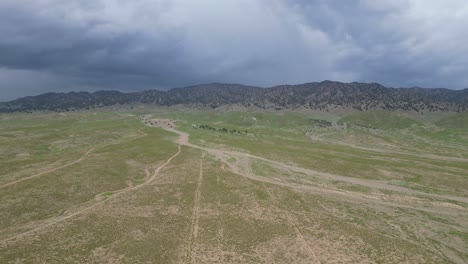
[185,151,204,264]
[1,142,182,244]
[146,119,468,205]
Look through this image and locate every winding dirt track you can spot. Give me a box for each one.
[1,142,182,244]
[2,119,466,245]
[154,121,468,205]
[185,151,204,264]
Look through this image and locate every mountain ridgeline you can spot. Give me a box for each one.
[1,81,467,112]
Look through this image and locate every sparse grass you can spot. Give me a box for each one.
[0,108,466,263]
[226,157,236,163]
[159,110,467,196]
[101,191,113,197]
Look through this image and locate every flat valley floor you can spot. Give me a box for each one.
[0,108,467,263]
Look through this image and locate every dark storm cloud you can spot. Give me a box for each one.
[0,0,467,101]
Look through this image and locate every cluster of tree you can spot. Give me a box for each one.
[193,124,248,135]
[309,118,332,128]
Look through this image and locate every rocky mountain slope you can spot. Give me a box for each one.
[1,81,467,112]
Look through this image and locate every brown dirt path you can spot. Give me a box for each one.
[287,214,321,264]
[146,119,468,205]
[185,151,204,264]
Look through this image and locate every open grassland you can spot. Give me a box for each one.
[0,108,467,263]
[156,110,468,195]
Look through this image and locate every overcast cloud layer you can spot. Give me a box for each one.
[0,0,467,100]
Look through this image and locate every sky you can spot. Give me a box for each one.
[0,0,467,101]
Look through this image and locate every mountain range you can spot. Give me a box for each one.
[1,81,467,112]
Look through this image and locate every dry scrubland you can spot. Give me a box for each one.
[0,108,467,263]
